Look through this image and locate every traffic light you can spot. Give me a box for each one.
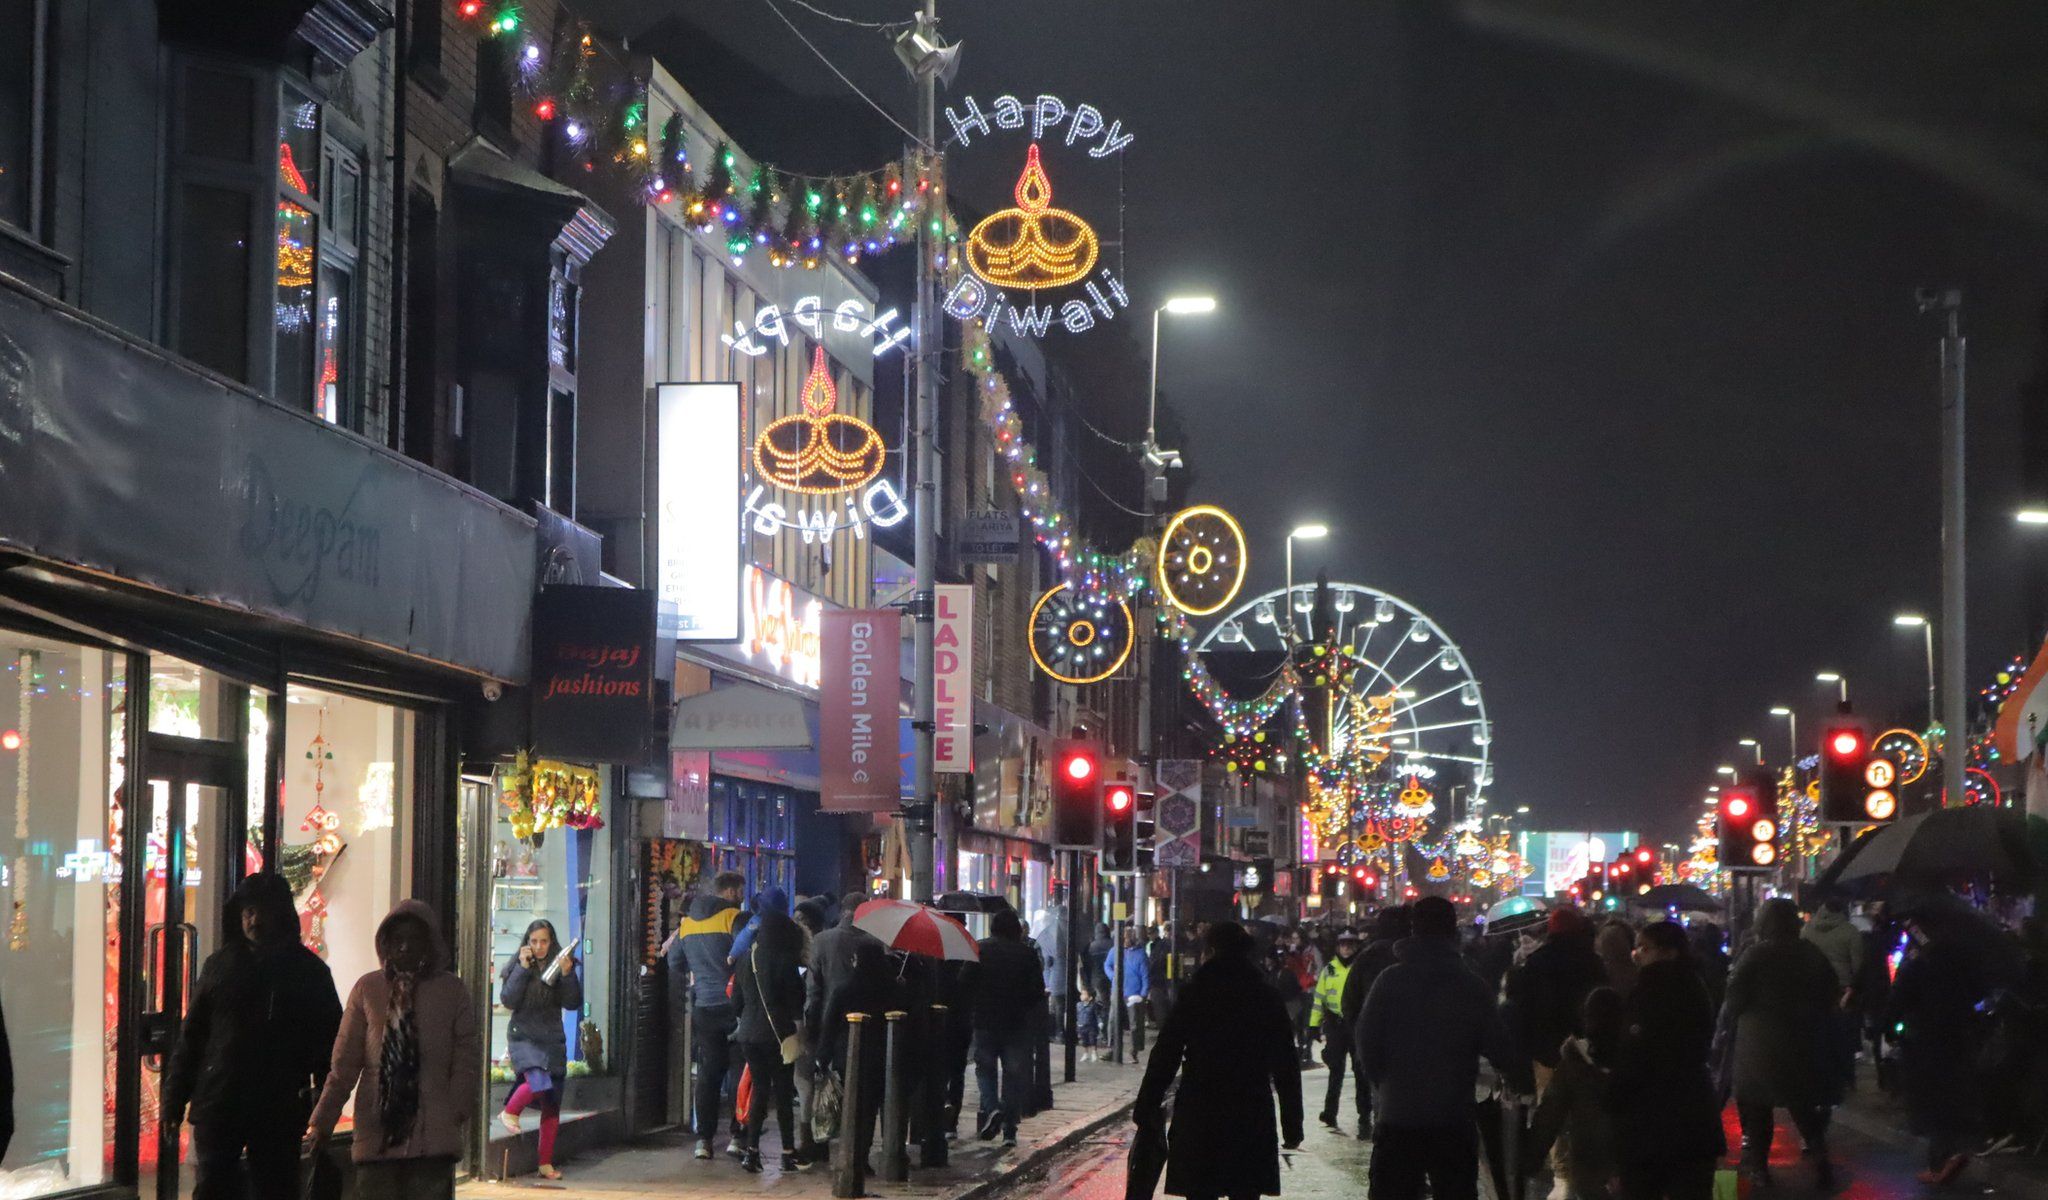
[1719,771,1780,873]
[1818,721,1870,823]
[1102,778,1138,871]
[1050,739,1103,848]
[1633,846,1657,885]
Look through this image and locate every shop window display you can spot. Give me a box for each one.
[487,757,612,1106]
[705,776,795,897]
[0,636,124,1196]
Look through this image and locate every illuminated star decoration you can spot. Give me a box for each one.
[753,345,887,495]
[1157,505,1248,617]
[1030,583,1135,685]
[965,144,1100,289]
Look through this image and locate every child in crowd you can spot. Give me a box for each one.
[1077,987,1102,1061]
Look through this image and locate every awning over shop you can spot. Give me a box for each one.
[672,680,813,750]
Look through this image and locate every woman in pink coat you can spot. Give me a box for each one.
[306,900,479,1199]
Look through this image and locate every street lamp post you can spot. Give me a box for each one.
[1738,738,1764,766]
[1283,525,1329,643]
[1894,614,1937,731]
[1148,296,1216,448]
[1816,672,1849,709]
[1770,706,1798,764]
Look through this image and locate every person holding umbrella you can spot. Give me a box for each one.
[1889,915,1989,1184]
[1135,921,1302,1200]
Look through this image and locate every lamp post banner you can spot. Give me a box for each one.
[934,584,975,773]
[822,609,904,812]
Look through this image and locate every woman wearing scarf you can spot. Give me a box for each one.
[307,900,479,1200]
[498,918,582,1179]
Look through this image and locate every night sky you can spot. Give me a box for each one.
[641,0,2048,841]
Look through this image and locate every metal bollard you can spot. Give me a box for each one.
[1132,1000,1147,1056]
[921,1003,950,1168]
[832,1014,869,1199]
[880,1010,910,1181]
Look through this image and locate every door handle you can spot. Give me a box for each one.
[175,922,199,1010]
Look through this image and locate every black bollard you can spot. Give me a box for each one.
[921,1003,950,1167]
[880,1011,910,1181]
[1132,999,1147,1056]
[833,1014,869,1199]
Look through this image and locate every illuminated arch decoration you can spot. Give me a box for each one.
[1157,505,1248,616]
[966,145,1100,290]
[1873,728,1930,785]
[753,346,887,495]
[1030,583,1134,685]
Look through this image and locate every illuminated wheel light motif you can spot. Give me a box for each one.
[1752,819,1778,843]
[1157,504,1248,616]
[1030,583,1134,685]
[753,346,886,495]
[965,144,1100,289]
[1873,728,1929,785]
[1865,790,1897,820]
[1864,759,1896,789]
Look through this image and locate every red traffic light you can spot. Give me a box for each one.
[1063,751,1097,783]
[1634,848,1653,865]
[0,730,18,752]
[1829,730,1861,758]
[1725,796,1750,818]
[1105,784,1135,814]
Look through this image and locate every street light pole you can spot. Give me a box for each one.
[1894,615,1937,729]
[907,0,941,903]
[1283,525,1328,645]
[1921,289,1967,807]
[1770,707,1797,764]
[1816,672,1849,709]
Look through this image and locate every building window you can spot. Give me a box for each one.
[0,0,45,234]
[317,144,364,427]
[273,88,321,412]
[706,776,796,896]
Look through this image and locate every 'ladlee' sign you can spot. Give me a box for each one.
[532,585,656,763]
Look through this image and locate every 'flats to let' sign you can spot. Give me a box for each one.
[941,93,1133,339]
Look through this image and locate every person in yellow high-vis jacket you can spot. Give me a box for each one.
[1310,931,1361,1128]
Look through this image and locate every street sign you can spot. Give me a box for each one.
[958,510,1022,563]
[1153,758,1202,868]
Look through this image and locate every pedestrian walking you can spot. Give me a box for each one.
[168,872,342,1200]
[1147,925,1175,1026]
[1595,922,1638,998]
[1507,907,1604,1086]
[1888,917,1987,1184]
[807,892,892,1163]
[306,900,480,1200]
[790,897,827,1161]
[1527,988,1623,1200]
[666,870,745,1161]
[1118,927,1152,1055]
[732,894,806,1173]
[496,918,581,1180]
[970,909,1045,1146]
[1801,898,1865,1092]
[1134,920,1303,1200]
[1720,898,1840,1190]
[1610,921,1724,1200]
[1357,897,1519,1200]
[1342,906,1411,1140]
[1311,930,1359,1130]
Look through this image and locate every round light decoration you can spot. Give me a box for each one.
[1030,583,1134,684]
[1965,766,2001,807]
[753,346,887,495]
[1157,505,1248,616]
[1872,728,1929,785]
[966,145,1100,290]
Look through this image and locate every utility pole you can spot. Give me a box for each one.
[1922,289,1967,809]
[907,0,942,903]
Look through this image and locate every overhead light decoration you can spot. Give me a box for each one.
[1872,727,1929,785]
[753,346,886,495]
[1030,583,1134,684]
[1156,504,1248,616]
[966,144,1100,289]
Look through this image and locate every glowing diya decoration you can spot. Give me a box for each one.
[1360,829,1387,855]
[1396,777,1434,816]
[753,345,887,495]
[1426,859,1450,881]
[1158,504,1248,616]
[965,144,1101,290]
[1030,582,1134,685]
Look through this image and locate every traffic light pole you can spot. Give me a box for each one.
[1926,290,1967,811]
[1063,856,1079,1082]
[907,0,941,905]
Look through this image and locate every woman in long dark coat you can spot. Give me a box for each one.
[1135,921,1304,1200]
[1720,899,1839,1190]
[1889,921,1986,1184]
[1611,921,1724,1200]
[499,918,582,1180]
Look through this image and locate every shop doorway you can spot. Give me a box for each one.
[138,731,244,1200]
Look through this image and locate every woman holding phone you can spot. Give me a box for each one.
[499,919,582,1180]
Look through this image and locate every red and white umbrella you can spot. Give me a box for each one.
[852,898,980,962]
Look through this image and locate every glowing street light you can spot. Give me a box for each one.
[1284,524,1329,643]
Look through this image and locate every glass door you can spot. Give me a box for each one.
[138,732,243,1200]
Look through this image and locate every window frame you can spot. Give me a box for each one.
[0,0,49,241]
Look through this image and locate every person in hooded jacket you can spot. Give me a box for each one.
[1340,906,1411,1140]
[1802,899,1864,1093]
[1507,907,1604,1082]
[664,871,746,1160]
[1607,921,1723,1200]
[732,896,807,1173]
[168,872,342,1200]
[806,892,892,1163]
[1721,898,1840,1190]
[1357,897,1520,1200]
[496,918,582,1180]
[1888,919,1988,1184]
[1527,988,1624,1200]
[1135,921,1303,1200]
[307,900,480,1200]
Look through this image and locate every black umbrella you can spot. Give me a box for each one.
[1818,806,2036,893]
[933,891,1013,915]
[1629,883,1723,913]
[1484,908,1550,937]
[1890,888,2025,990]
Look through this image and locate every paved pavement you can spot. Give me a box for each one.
[459,1052,1145,1199]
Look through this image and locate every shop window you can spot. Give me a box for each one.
[703,776,797,898]
[316,144,363,428]
[485,760,614,1100]
[0,0,44,235]
[280,684,416,1128]
[0,635,124,1195]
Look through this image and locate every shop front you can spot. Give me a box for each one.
[960,702,1058,933]
[0,274,535,1200]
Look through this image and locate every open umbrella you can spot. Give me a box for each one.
[1819,806,2037,893]
[1487,895,1547,922]
[933,890,1013,915]
[852,898,981,961]
[1630,883,1723,913]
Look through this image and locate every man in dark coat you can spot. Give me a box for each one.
[1357,897,1518,1200]
[1135,921,1303,1200]
[970,910,1046,1145]
[1611,921,1724,1200]
[806,892,892,1162]
[1341,906,1411,1140]
[1889,921,1988,1183]
[1506,906,1604,1080]
[665,870,745,1159]
[167,872,342,1200]
[1723,898,1840,1189]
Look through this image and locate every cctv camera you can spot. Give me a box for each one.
[482,680,504,702]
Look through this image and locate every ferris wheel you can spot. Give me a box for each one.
[1194,582,1494,807]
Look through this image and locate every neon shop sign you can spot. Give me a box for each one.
[941,93,1133,339]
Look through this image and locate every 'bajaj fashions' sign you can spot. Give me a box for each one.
[532,585,657,763]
